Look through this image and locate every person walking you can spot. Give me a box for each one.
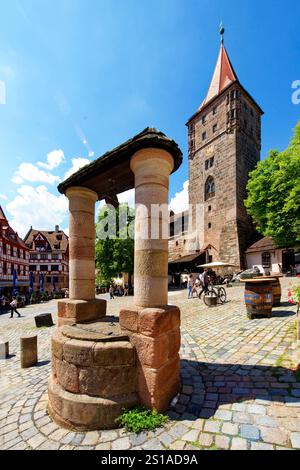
[187,275,194,299]
[109,285,115,300]
[9,297,21,318]
[198,269,209,299]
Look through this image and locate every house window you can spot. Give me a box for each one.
[3,262,7,275]
[3,244,6,255]
[205,176,215,201]
[202,132,207,141]
[51,265,59,272]
[208,223,212,229]
[213,124,218,133]
[202,115,207,124]
[40,265,48,272]
[210,157,214,168]
[205,159,209,170]
[10,246,13,256]
[213,106,217,115]
[208,205,212,212]
[262,252,271,268]
[29,265,37,271]
[40,254,48,260]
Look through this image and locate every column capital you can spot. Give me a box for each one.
[130,148,174,175]
[65,186,98,202]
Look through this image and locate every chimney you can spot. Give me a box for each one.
[55,225,59,232]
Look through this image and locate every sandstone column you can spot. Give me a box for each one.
[120,148,181,412]
[57,186,106,326]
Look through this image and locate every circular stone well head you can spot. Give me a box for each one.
[48,319,139,431]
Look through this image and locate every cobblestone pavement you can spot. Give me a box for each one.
[0,279,299,451]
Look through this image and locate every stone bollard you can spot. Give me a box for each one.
[0,341,9,359]
[20,335,38,368]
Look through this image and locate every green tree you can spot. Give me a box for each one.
[95,203,134,284]
[245,121,300,247]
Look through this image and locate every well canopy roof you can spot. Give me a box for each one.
[58,127,183,200]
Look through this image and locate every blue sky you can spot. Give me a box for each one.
[0,0,299,236]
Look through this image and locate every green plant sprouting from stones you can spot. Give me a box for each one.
[116,406,169,434]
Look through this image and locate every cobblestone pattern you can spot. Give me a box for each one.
[0,280,299,450]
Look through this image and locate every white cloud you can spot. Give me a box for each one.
[118,189,135,208]
[169,180,189,214]
[38,149,65,170]
[12,163,60,185]
[64,158,90,180]
[6,185,68,237]
[0,193,8,200]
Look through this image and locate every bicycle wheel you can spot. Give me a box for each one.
[218,287,227,304]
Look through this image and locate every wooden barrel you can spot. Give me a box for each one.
[253,276,282,307]
[270,277,281,307]
[243,279,274,319]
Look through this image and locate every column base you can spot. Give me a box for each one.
[57,299,107,326]
[48,377,138,431]
[120,305,181,412]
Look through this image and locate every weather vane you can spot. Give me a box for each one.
[220,21,225,44]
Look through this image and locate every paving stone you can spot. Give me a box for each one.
[81,431,100,446]
[240,425,260,441]
[95,442,112,450]
[111,437,131,450]
[182,429,200,442]
[231,437,248,450]
[251,442,274,450]
[204,420,222,433]
[222,422,239,436]
[260,426,289,446]
[214,410,232,421]
[247,405,267,415]
[215,435,231,450]
[290,433,300,449]
[198,432,214,447]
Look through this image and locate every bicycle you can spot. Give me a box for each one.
[200,284,227,307]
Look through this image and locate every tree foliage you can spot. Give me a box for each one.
[245,121,300,247]
[95,204,134,284]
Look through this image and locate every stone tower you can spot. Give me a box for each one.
[187,31,263,268]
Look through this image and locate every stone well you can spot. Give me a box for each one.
[48,319,139,430]
[48,128,183,430]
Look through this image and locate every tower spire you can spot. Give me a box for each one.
[220,21,225,44]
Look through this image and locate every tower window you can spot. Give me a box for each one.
[210,157,214,168]
[213,106,218,115]
[231,89,238,101]
[202,132,207,141]
[205,176,215,201]
[208,223,212,229]
[208,205,212,212]
[202,115,207,125]
[213,124,218,133]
